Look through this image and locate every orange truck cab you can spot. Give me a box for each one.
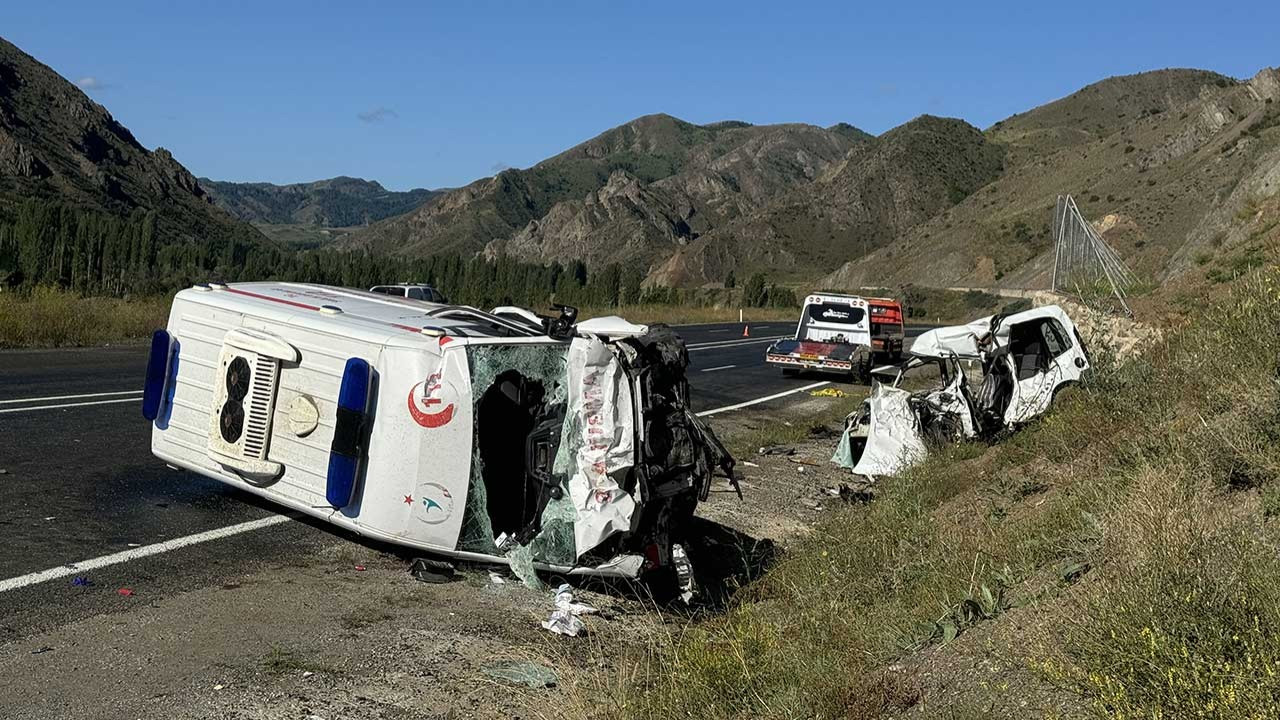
[867,297,905,360]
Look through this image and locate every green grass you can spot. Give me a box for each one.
[0,287,171,348]
[589,264,1280,719]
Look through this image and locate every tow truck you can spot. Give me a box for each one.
[764,293,905,381]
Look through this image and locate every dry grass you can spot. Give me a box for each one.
[0,287,171,348]
[582,262,1280,719]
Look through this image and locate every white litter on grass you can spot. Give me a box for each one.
[489,571,507,584]
[541,583,598,637]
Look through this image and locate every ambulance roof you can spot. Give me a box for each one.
[175,282,545,349]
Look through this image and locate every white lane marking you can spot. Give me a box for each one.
[0,382,832,593]
[686,336,785,351]
[696,381,831,417]
[0,515,295,593]
[699,364,736,373]
[0,397,142,414]
[0,389,143,406]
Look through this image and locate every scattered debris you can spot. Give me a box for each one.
[809,387,848,398]
[42,516,55,521]
[221,582,242,590]
[807,423,841,439]
[302,671,314,679]
[127,543,141,548]
[758,445,796,456]
[408,557,457,584]
[71,576,92,587]
[541,583,598,637]
[31,646,52,655]
[354,564,366,572]
[483,660,559,689]
[837,483,875,504]
[0,468,7,475]
[116,588,135,597]
[488,571,507,584]
[742,460,760,468]
[787,457,820,466]
[213,684,225,691]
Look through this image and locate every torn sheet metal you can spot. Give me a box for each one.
[565,336,637,558]
[909,317,993,359]
[838,304,1091,479]
[575,316,649,338]
[850,383,928,477]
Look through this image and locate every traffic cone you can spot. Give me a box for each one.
[742,325,750,338]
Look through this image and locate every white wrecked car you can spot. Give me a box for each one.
[141,282,734,593]
[834,305,1089,477]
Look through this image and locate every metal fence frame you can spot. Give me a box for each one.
[1051,195,1136,315]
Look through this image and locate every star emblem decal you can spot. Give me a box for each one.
[403,495,414,505]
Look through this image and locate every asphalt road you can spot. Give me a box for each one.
[0,320,929,636]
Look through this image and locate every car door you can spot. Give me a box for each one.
[1002,316,1083,424]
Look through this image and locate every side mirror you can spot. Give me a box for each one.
[1074,357,1086,369]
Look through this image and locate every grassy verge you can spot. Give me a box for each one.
[592,263,1280,719]
[0,287,171,349]
[0,289,796,349]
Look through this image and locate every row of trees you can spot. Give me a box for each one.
[0,198,798,310]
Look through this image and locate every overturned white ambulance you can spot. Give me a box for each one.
[142,282,734,591]
[834,304,1089,477]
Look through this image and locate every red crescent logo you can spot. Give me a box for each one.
[407,376,455,428]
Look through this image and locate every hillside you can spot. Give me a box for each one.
[343,114,853,260]
[823,67,1280,294]
[200,176,438,228]
[649,115,1005,286]
[0,36,261,249]
[486,122,868,270]
[347,114,1008,287]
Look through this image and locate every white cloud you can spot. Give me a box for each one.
[357,107,398,123]
[76,76,109,90]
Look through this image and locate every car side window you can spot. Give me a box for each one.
[1040,319,1072,358]
[407,288,425,301]
[430,289,444,303]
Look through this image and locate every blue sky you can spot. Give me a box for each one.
[6,1,1276,190]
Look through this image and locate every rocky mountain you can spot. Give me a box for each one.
[346,111,1007,287]
[486,122,869,270]
[200,176,438,227]
[823,68,1280,292]
[350,66,1280,294]
[0,36,261,247]
[648,115,1005,286]
[346,114,859,260]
